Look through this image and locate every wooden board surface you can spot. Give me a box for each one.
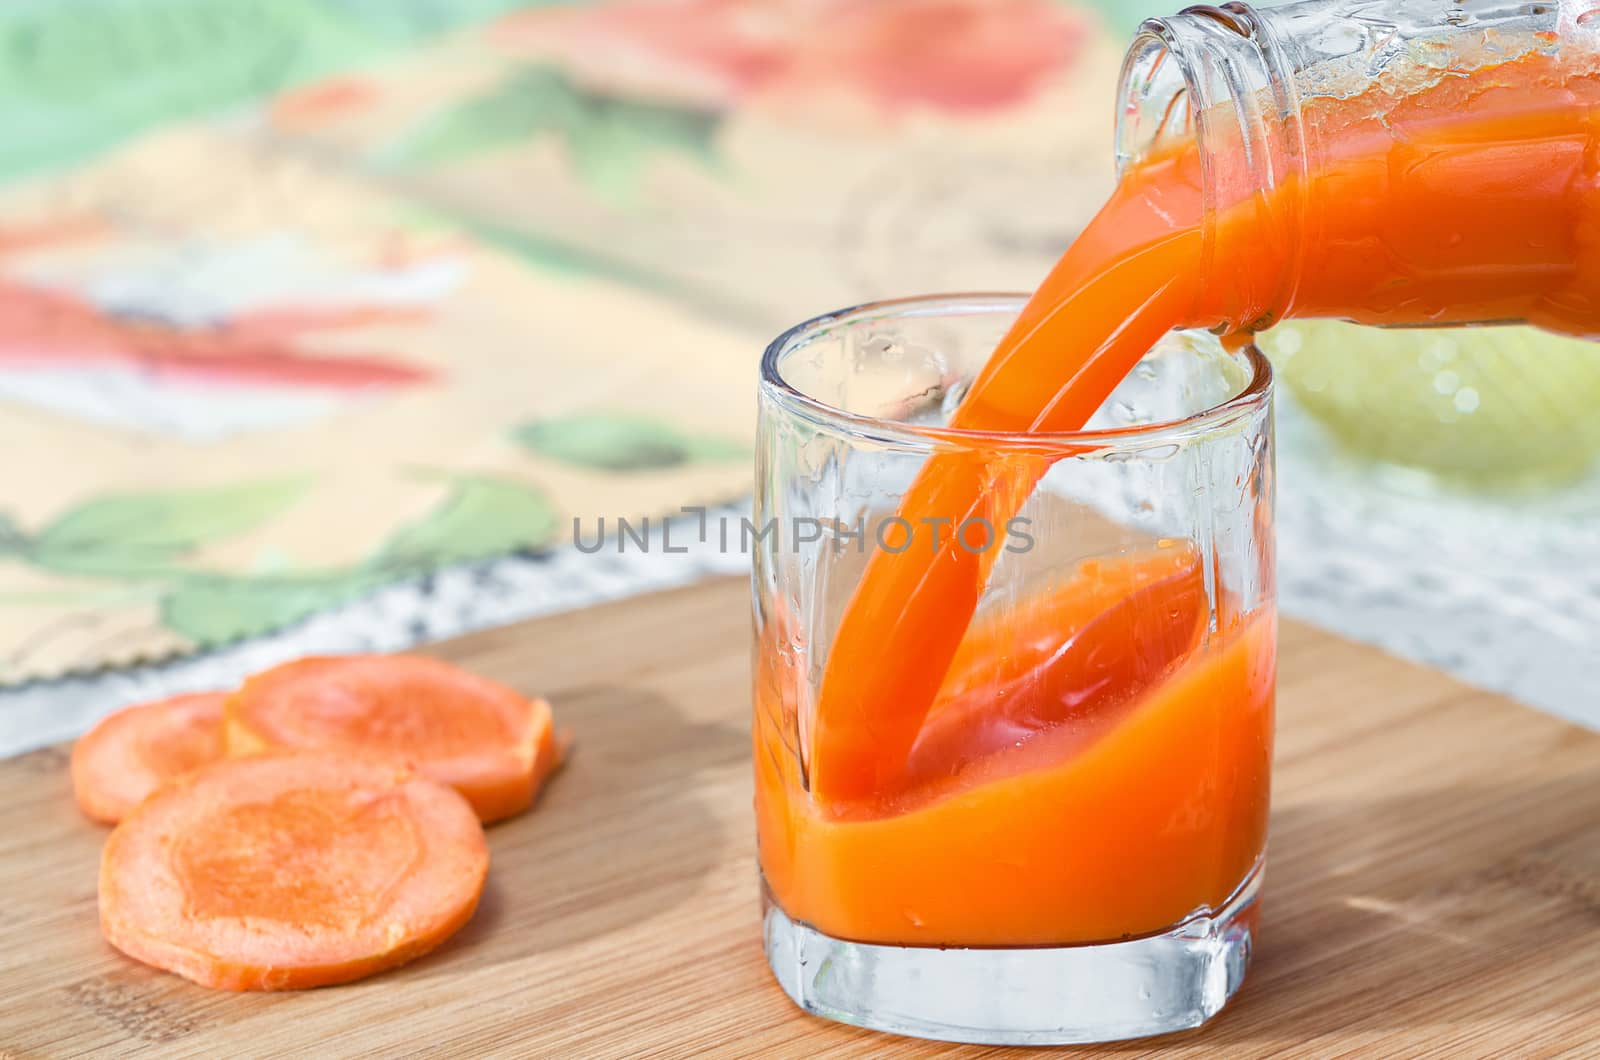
[0,576,1596,1059]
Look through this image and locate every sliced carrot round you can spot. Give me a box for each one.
[100,751,488,991]
[71,692,227,825]
[225,655,560,824]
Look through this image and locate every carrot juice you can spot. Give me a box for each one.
[757,543,1275,946]
[758,2,1596,1033]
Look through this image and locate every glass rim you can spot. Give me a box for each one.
[759,293,1273,453]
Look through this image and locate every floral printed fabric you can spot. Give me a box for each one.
[0,0,1135,681]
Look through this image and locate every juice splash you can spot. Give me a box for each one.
[809,50,1600,809]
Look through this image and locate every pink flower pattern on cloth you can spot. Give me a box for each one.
[491,0,1089,114]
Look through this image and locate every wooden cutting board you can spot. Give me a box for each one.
[0,577,1596,1059]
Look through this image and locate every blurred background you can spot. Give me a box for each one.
[0,0,1593,750]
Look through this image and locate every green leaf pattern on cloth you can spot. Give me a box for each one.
[27,478,313,577]
[0,0,552,182]
[0,474,563,646]
[386,66,722,196]
[378,475,561,570]
[160,570,384,643]
[514,413,750,472]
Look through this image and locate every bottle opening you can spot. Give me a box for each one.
[1115,4,1309,334]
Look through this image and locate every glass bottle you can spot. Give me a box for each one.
[1115,0,1600,337]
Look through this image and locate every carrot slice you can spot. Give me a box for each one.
[100,751,487,991]
[70,692,227,824]
[225,655,560,824]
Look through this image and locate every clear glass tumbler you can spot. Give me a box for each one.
[753,295,1277,1045]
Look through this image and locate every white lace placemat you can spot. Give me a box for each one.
[1274,396,1600,732]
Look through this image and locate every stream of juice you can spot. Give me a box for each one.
[761,50,1600,945]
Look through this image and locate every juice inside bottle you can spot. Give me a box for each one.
[760,5,1600,946]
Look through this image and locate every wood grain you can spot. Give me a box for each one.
[0,577,1595,1058]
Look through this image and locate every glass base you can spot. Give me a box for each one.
[762,866,1261,1046]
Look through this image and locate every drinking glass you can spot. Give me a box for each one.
[753,294,1276,1044]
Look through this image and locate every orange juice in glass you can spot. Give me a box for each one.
[754,296,1275,1044]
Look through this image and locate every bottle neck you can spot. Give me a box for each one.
[1116,3,1309,334]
